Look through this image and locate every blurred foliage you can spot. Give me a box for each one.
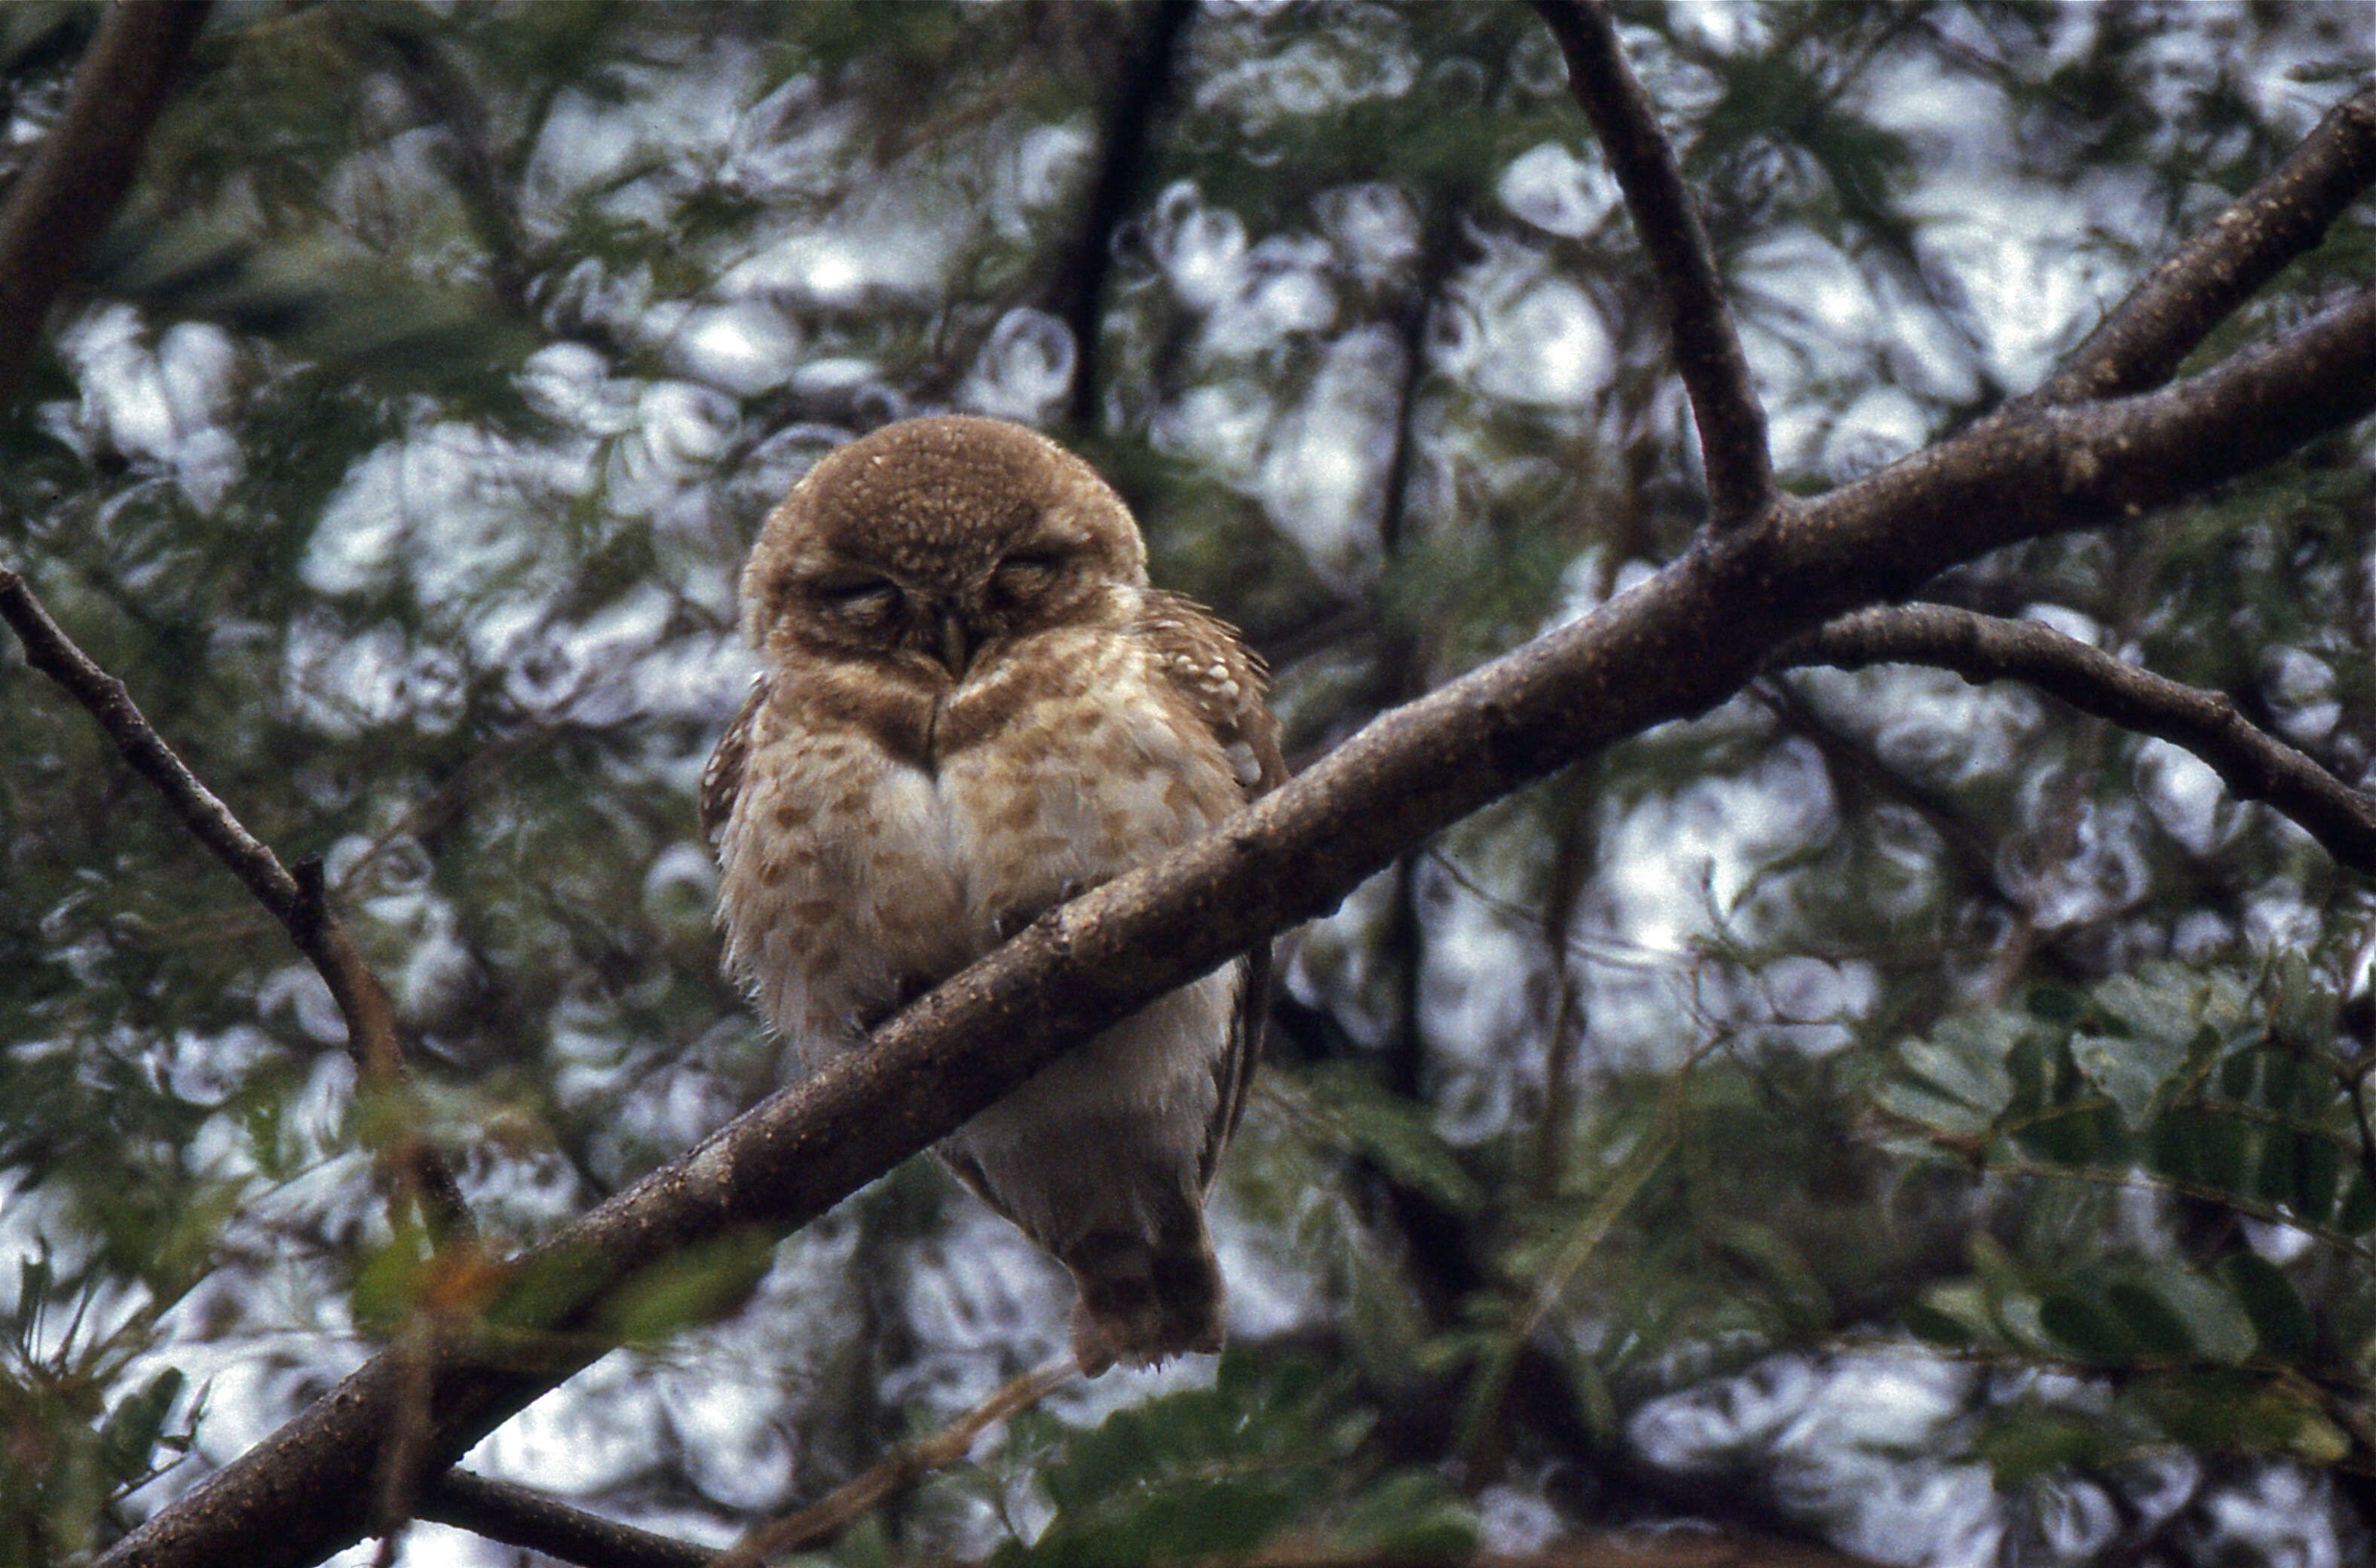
[993,1355,1477,1566]
[1880,961,2376,1474]
[1,2,2371,1566]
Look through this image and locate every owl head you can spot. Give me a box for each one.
[740,415,1149,681]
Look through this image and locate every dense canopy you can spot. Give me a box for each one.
[1,4,2371,1566]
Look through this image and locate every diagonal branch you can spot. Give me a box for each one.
[1772,603,2376,874]
[93,174,2376,1568]
[0,0,213,413]
[2032,84,2376,406]
[418,1471,709,1568]
[351,1358,1085,1568]
[1532,0,1774,526]
[0,570,474,1242]
[706,1355,1079,1568]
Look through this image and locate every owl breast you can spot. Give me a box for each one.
[715,623,1245,1062]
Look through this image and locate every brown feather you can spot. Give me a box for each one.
[698,675,767,845]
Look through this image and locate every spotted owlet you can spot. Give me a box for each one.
[700,415,1284,1371]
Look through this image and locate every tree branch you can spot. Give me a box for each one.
[305,1359,1085,1568]
[418,1470,711,1568]
[0,0,213,414]
[1531,0,1774,525]
[95,229,2376,1568]
[2032,84,2376,406]
[1059,0,1193,431]
[706,1355,1079,1568]
[1772,603,2376,875]
[0,570,474,1243]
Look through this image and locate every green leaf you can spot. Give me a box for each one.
[98,1367,185,1481]
[2193,1109,2255,1194]
[597,1230,777,1343]
[1287,1066,1483,1214]
[1967,1405,2118,1485]
[2249,1120,2301,1206]
[1332,1471,1479,1558]
[2131,1371,2348,1462]
[2146,1110,2201,1184]
[2090,970,2207,1050]
[348,1229,433,1332]
[2142,1269,2258,1367]
[1713,1220,1832,1336]
[2267,1053,2312,1116]
[2070,1030,2185,1131]
[2007,1029,2059,1116]
[2221,1252,2315,1363]
[2014,1102,2125,1166]
[1563,1349,1620,1447]
[1900,1300,1976,1347]
[2038,1290,2133,1364]
[1873,1078,1992,1137]
[1897,1028,2014,1120]
[2104,1280,2194,1359]
[2293,1132,2344,1224]
[2338,1174,2376,1234]
[2024,985,2088,1026]
[1027,1353,1361,1565]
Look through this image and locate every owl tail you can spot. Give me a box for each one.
[1061,1219,1225,1374]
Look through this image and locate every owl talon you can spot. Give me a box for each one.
[857,972,935,1031]
[991,883,1080,942]
[1069,1300,1119,1377]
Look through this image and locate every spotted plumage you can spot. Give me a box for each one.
[703,415,1284,1370]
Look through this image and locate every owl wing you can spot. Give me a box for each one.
[1137,591,1288,1191]
[699,674,770,846]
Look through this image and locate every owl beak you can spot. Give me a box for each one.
[935,610,972,681]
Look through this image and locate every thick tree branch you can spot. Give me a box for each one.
[2032,84,2376,406]
[1532,0,1774,525]
[96,204,2376,1566]
[1774,285,2373,599]
[1774,604,2376,875]
[0,0,213,413]
[0,570,474,1242]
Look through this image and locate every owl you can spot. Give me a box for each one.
[700,415,1285,1372]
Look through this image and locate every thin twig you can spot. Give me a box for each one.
[1531,0,1774,526]
[1773,602,2376,875]
[706,1355,1082,1568]
[0,569,475,1242]
[0,0,213,412]
[420,1470,712,1568]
